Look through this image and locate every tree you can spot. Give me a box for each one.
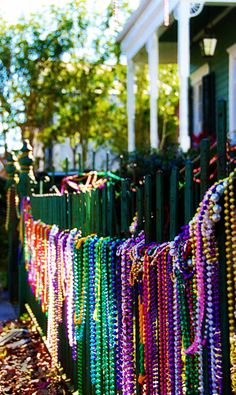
[0,0,179,169]
[0,1,129,167]
[0,2,90,144]
[40,60,127,167]
[158,64,179,149]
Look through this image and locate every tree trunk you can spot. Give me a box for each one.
[71,145,79,170]
[81,140,88,170]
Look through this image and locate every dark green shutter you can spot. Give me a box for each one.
[202,72,216,136]
[189,84,193,141]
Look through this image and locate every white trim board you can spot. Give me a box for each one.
[190,64,210,85]
[120,0,179,60]
[190,64,209,137]
[227,43,236,140]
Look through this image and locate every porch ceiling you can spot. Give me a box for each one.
[160,6,233,42]
[134,5,235,64]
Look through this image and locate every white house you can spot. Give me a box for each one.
[117,0,236,151]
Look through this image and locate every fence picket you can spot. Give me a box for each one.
[184,160,194,224]
[107,184,115,236]
[67,194,72,230]
[121,179,129,237]
[81,193,86,235]
[144,175,152,243]
[95,188,102,236]
[217,100,227,180]
[78,153,82,173]
[106,152,110,172]
[200,138,210,200]
[92,151,96,170]
[102,185,107,236]
[86,192,91,235]
[137,186,143,233]
[90,190,95,233]
[169,166,179,240]
[156,170,164,243]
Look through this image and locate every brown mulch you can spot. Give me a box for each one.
[0,315,72,394]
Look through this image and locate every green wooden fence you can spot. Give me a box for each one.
[5,128,235,393]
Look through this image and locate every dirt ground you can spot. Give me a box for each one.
[0,315,73,394]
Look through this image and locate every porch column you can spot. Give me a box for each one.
[177,0,191,151]
[147,32,159,149]
[127,59,135,151]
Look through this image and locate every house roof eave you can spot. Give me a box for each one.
[118,0,179,60]
[205,0,236,4]
[116,0,236,42]
[116,0,152,43]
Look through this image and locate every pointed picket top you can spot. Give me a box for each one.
[5,152,19,188]
[17,140,36,198]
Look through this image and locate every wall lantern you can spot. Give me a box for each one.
[200,31,217,57]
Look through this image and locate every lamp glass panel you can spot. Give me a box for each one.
[202,38,217,56]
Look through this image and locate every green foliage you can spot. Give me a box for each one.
[45,61,128,166]
[135,64,150,151]
[0,0,180,168]
[0,0,128,166]
[134,63,179,151]
[158,64,179,148]
[0,1,89,142]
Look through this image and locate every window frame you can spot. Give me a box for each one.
[227,43,236,142]
[190,63,209,137]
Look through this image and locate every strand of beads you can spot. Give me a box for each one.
[64,229,79,357]
[203,184,223,394]
[157,243,176,394]
[101,238,111,395]
[73,232,83,393]
[94,238,103,395]
[117,232,145,395]
[159,247,169,394]
[115,240,123,392]
[47,225,60,368]
[185,196,210,394]
[74,235,91,393]
[107,239,119,395]
[41,224,49,313]
[117,237,135,394]
[224,169,236,387]
[88,236,98,387]
[183,180,227,394]
[74,235,122,395]
[171,246,184,395]
[129,238,147,391]
[231,334,236,392]
[146,245,160,394]
[57,231,68,324]
[172,227,199,394]
[166,247,177,394]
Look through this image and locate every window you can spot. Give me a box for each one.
[193,81,203,135]
[227,43,236,142]
[190,64,209,137]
